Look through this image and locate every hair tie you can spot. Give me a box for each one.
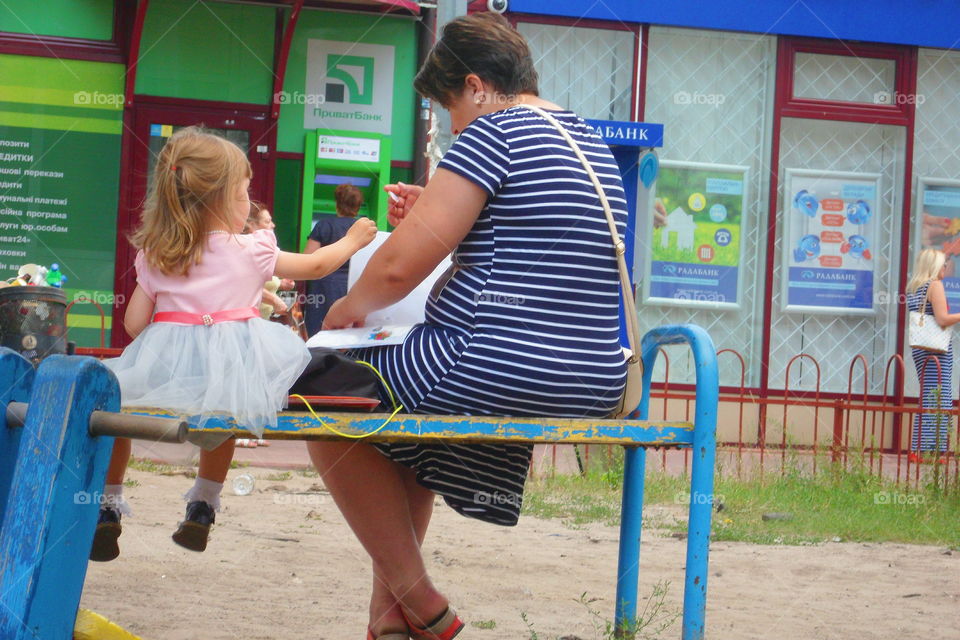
[171,165,178,171]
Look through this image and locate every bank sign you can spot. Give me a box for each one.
[305,40,395,135]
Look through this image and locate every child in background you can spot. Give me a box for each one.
[237,201,294,448]
[244,201,295,321]
[91,127,376,561]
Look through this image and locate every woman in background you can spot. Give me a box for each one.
[303,184,364,335]
[905,248,959,463]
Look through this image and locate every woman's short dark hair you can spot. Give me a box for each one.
[414,12,539,107]
[334,183,363,217]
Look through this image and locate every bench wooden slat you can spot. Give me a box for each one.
[125,409,695,446]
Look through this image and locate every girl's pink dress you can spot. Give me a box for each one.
[104,230,310,440]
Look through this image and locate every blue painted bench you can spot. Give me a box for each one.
[0,324,717,640]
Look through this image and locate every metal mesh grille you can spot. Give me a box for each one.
[793,52,895,104]
[641,26,776,387]
[769,118,905,393]
[906,47,960,396]
[519,22,634,121]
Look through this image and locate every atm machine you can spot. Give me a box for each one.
[300,129,392,249]
[585,118,665,342]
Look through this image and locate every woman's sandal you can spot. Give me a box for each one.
[366,629,408,640]
[402,606,465,640]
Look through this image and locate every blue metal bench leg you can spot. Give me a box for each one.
[0,355,119,640]
[613,324,717,640]
[614,445,646,636]
[683,389,717,640]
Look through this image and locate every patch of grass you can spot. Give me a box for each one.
[576,582,680,640]
[230,460,250,469]
[265,471,293,482]
[471,619,497,630]
[123,478,140,488]
[296,467,319,478]
[524,449,960,546]
[522,471,622,528]
[519,583,678,639]
[520,612,538,640]
[699,463,960,546]
[127,457,178,474]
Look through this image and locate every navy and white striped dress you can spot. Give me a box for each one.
[906,281,952,452]
[355,107,628,525]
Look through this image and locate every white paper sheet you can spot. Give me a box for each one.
[306,231,452,349]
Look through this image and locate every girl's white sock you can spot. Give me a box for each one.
[103,483,132,515]
[183,477,223,511]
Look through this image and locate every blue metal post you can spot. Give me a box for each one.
[639,325,717,640]
[614,445,646,634]
[0,356,119,640]
[0,348,36,524]
[680,327,718,640]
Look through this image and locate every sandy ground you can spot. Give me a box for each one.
[80,466,960,640]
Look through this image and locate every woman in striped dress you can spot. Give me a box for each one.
[307,13,628,640]
[905,249,959,462]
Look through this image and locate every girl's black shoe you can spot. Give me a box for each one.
[171,501,215,552]
[89,507,122,562]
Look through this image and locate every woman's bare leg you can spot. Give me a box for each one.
[307,441,447,627]
[368,465,436,634]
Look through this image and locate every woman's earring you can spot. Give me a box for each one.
[475,93,485,106]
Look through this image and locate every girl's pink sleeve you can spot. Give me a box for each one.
[134,250,156,302]
[250,229,281,280]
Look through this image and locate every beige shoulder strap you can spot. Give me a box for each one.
[520,104,642,364]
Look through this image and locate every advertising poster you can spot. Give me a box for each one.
[644,161,748,309]
[782,169,880,314]
[916,177,960,313]
[0,56,122,347]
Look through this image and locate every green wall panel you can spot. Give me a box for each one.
[0,55,124,348]
[278,10,418,161]
[135,0,275,104]
[274,158,304,252]
[0,0,114,41]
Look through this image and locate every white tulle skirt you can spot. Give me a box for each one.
[103,318,310,440]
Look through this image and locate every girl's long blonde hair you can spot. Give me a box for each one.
[906,248,947,293]
[132,127,251,276]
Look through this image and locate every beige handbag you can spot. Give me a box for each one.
[522,105,643,418]
[908,282,951,354]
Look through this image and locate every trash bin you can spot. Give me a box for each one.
[0,286,67,366]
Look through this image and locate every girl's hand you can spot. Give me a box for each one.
[279,278,295,290]
[322,297,366,330]
[385,182,424,227]
[347,217,377,249]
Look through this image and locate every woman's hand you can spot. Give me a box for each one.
[322,297,366,330]
[385,182,424,227]
[346,217,378,249]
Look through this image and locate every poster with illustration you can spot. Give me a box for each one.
[782,169,880,315]
[915,177,960,313]
[643,161,748,309]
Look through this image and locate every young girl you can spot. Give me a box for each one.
[90,127,376,561]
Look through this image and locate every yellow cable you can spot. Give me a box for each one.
[356,359,398,408]
[290,360,403,439]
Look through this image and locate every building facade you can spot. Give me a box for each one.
[1,0,957,418]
